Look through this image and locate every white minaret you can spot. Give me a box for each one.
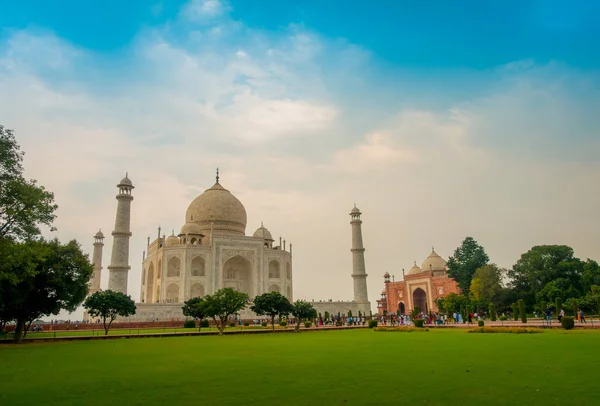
[350,204,369,303]
[89,229,105,294]
[107,174,134,294]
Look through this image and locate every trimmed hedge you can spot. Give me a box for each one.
[304,321,312,328]
[200,320,209,328]
[478,320,485,327]
[261,321,268,327]
[368,320,378,329]
[468,327,543,334]
[561,316,575,330]
[414,319,425,328]
[184,320,196,328]
[373,327,429,333]
[499,316,508,321]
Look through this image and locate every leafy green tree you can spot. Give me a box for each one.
[83,290,136,335]
[555,297,563,315]
[182,297,207,332]
[469,264,504,305]
[489,303,497,321]
[203,288,249,335]
[1,238,92,342]
[251,291,292,331]
[582,260,600,294]
[440,292,469,313]
[0,126,57,241]
[447,237,489,294]
[508,245,584,309]
[291,301,317,331]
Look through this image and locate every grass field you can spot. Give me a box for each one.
[1,329,599,405]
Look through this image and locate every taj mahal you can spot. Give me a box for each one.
[87,171,371,321]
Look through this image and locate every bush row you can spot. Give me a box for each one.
[373,327,429,333]
[467,327,543,334]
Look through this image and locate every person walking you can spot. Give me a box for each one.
[544,307,552,326]
[578,308,586,323]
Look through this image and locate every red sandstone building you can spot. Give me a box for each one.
[377,248,460,315]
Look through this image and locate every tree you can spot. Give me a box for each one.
[508,245,584,310]
[291,301,317,332]
[182,297,207,332]
[447,237,489,294]
[511,303,519,321]
[555,297,563,314]
[83,290,136,335]
[1,238,93,342]
[582,259,600,294]
[203,288,249,335]
[251,291,292,331]
[440,292,469,314]
[518,299,527,323]
[489,303,497,321]
[0,126,57,241]
[469,264,504,306]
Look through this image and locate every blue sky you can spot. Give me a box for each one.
[0,0,599,310]
[2,0,599,68]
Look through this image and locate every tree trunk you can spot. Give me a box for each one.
[295,319,300,332]
[271,315,275,331]
[198,319,201,333]
[13,318,25,343]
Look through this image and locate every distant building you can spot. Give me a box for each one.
[377,248,460,315]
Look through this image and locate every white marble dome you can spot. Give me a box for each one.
[179,222,203,235]
[421,249,447,272]
[185,182,247,236]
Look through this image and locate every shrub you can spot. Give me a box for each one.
[468,327,543,334]
[261,321,267,327]
[499,316,508,321]
[414,319,425,328]
[243,322,250,327]
[228,322,235,327]
[373,326,428,333]
[555,297,562,316]
[279,321,287,327]
[184,320,196,328]
[368,320,378,329]
[518,299,527,323]
[561,316,575,330]
[200,320,209,328]
[335,321,343,327]
[512,303,519,321]
[304,321,312,328]
[478,320,484,327]
[489,303,496,321]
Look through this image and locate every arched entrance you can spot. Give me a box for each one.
[222,255,253,297]
[413,288,427,313]
[399,302,405,315]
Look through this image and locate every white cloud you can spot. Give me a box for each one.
[181,0,229,20]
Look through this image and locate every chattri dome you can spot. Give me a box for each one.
[253,224,273,241]
[179,222,203,236]
[421,248,447,272]
[407,261,422,275]
[185,181,247,236]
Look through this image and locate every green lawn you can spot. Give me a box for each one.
[1,329,599,405]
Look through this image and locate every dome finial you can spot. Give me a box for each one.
[261,221,263,227]
[125,171,128,178]
[216,167,220,184]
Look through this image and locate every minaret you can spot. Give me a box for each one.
[89,229,105,294]
[350,204,369,303]
[107,174,134,294]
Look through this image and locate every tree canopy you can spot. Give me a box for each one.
[1,238,93,342]
[251,291,293,331]
[469,264,504,305]
[0,126,57,241]
[182,297,207,331]
[202,288,249,335]
[447,237,489,294]
[83,290,136,335]
[290,301,317,331]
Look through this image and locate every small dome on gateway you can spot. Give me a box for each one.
[383,271,390,278]
[407,261,422,275]
[253,223,273,241]
[94,229,104,239]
